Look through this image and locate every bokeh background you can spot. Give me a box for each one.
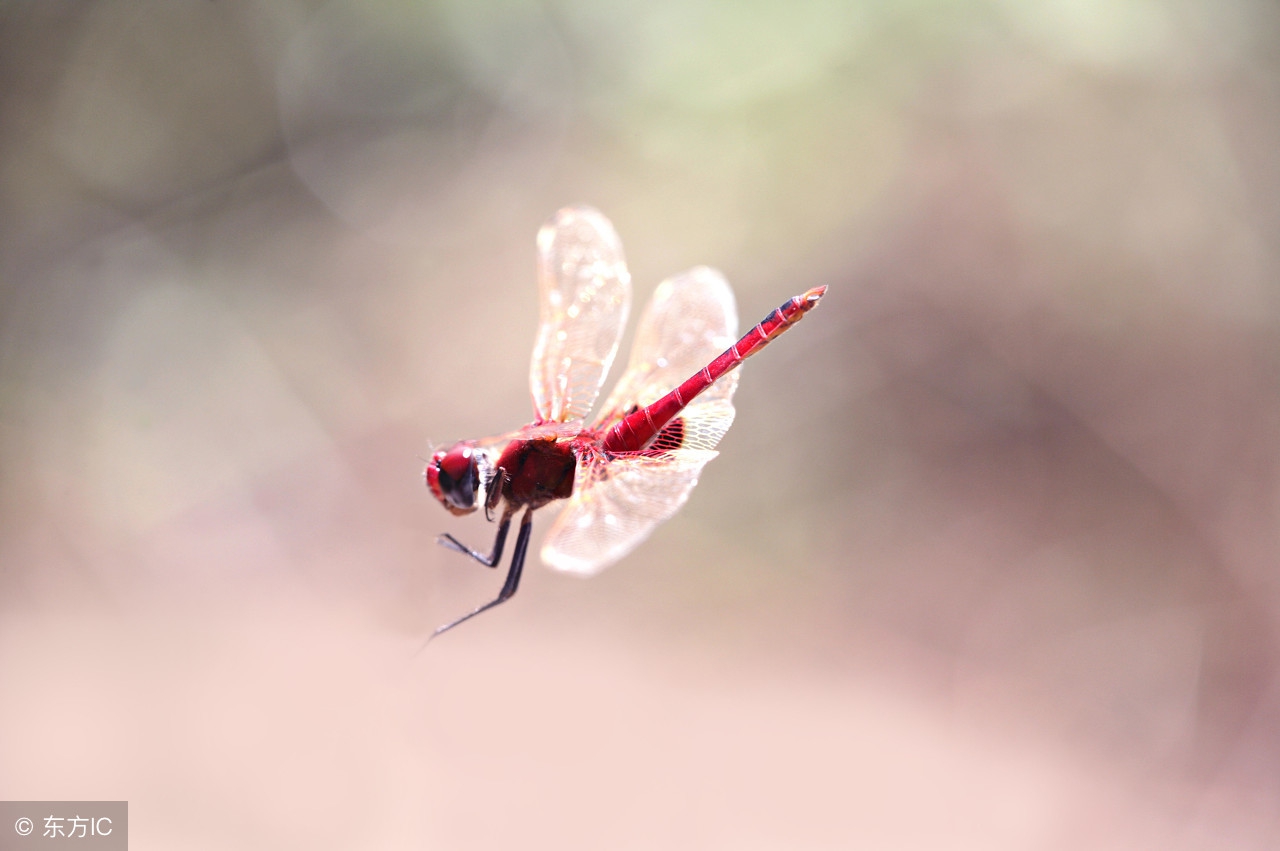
[2,0,1279,847]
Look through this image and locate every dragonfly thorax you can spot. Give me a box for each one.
[425,441,494,516]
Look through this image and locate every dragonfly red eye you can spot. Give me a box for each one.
[426,443,480,516]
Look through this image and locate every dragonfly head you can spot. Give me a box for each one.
[425,441,493,516]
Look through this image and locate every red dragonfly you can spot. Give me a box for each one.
[425,206,825,637]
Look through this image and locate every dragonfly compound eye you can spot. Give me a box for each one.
[426,443,480,515]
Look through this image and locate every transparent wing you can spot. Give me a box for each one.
[541,449,718,576]
[465,420,587,454]
[530,206,632,423]
[594,266,740,452]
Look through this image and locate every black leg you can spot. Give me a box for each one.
[437,506,512,568]
[429,507,534,641]
[484,467,506,522]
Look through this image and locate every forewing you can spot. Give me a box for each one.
[595,266,740,452]
[530,206,632,423]
[468,420,586,453]
[541,449,718,576]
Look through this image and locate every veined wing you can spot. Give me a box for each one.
[541,449,718,576]
[465,420,587,453]
[530,206,632,424]
[593,266,739,453]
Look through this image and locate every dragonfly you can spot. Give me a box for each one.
[425,206,825,638]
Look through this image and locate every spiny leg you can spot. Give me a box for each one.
[430,507,535,641]
[484,467,506,522]
[437,505,513,568]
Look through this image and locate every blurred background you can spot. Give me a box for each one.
[2,0,1279,847]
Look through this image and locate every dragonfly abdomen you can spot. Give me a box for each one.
[602,285,826,453]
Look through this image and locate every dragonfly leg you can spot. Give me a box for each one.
[430,507,534,640]
[484,467,506,522]
[437,506,513,568]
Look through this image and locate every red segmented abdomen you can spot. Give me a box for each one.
[601,285,827,453]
